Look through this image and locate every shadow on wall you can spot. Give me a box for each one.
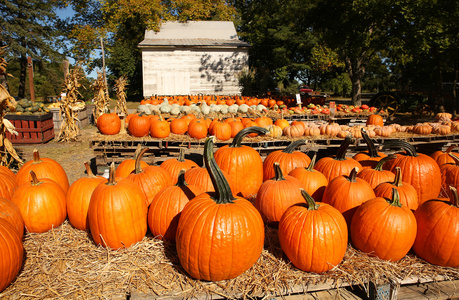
[199,52,248,93]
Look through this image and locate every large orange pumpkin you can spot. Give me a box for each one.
[160,148,199,185]
[148,170,203,241]
[431,144,459,166]
[115,144,150,178]
[0,218,23,292]
[288,153,328,201]
[176,137,264,281]
[263,139,311,181]
[88,163,148,249]
[214,127,268,199]
[322,167,376,227]
[128,113,151,137]
[440,153,459,199]
[279,189,348,273]
[12,171,67,233]
[97,112,121,135]
[16,149,69,192]
[66,162,107,231]
[0,198,24,239]
[0,173,17,200]
[413,186,459,267]
[350,188,417,261]
[382,140,441,205]
[256,162,306,226]
[356,154,396,189]
[314,136,363,183]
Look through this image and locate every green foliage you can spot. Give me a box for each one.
[321,73,352,97]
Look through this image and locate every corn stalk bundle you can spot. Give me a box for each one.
[0,46,23,165]
[58,67,83,142]
[92,71,108,122]
[115,75,128,116]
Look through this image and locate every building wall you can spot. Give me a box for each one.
[142,48,248,97]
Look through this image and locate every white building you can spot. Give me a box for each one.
[139,21,250,97]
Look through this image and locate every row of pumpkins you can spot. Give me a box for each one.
[97,110,458,140]
[1,127,459,291]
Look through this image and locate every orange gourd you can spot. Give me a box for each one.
[160,148,199,185]
[288,153,328,201]
[0,198,24,239]
[0,218,23,292]
[97,112,121,135]
[374,167,419,210]
[115,145,149,178]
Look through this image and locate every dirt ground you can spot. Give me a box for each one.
[14,125,100,185]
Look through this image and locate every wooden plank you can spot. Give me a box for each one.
[396,279,459,300]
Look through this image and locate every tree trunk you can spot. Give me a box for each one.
[346,56,365,107]
[18,54,27,98]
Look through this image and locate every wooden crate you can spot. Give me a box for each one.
[5,113,54,144]
[50,107,89,130]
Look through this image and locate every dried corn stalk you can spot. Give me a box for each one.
[115,75,128,116]
[0,46,23,166]
[58,67,84,142]
[92,71,109,122]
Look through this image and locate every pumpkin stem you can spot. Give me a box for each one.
[134,147,150,174]
[374,154,396,171]
[133,144,142,160]
[446,144,458,154]
[390,188,402,207]
[176,169,188,187]
[449,152,459,165]
[382,140,418,157]
[306,153,318,171]
[391,167,404,187]
[84,161,97,178]
[177,148,186,162]
[204,136,236,204]
[449,186,459,207]
[107,162,117,185]
[347,167,359,182]
[361,128,381,158]
[283,139,308,154]
[336,136,353,160]
[300,188,319,211]
[230,126,268,147]
[32,149,42,164]
[273,162,285,181]
[29,170,41,186]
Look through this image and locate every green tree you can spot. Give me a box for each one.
[0,0,65,97]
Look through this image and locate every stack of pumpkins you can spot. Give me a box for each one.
[2,126,459,292]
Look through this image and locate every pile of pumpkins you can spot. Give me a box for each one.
[96,108,459,141]
[6,98,51,115]
[1,127,459,292]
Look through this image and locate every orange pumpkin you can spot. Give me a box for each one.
[115,145,150,178]
[128,113,151,137]
[0,218,23,292]
[97,112,121,135]
[352,128,387,169]
[150,115,170,138]
[374,167,419,210]
[0,198,24,239]
[356,155,396,189]
[288,153,328,201]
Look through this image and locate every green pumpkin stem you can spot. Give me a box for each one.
[361,128,380,158]
[29,170,41,186]
[382,140,418,157]
[391,167,404,187]
[348,167,359,182]
[390,188,402,207]
[374,154,397,171]
[300,189,319,210]
[306,153,318,171]
[283,139,308,154]
[336,136,353,160]
[134,147,150,174]
[230,126,268,147]
[204,137,236,204]
[449,186,459,207]
[273,162,285,181]
[84,162,97,178]
[176,169,188,187]
[32,149,42,164]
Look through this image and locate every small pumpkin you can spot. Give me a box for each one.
[128,113,151,137]
[115,144,150,178]
[350,188,417,261]
[97,112,121,135]
[150,114,171,138]
[278,189,348,273]
[374,167,419,210]
[356,155,396,189]
[366,111,384,127]
[288,153,328,201]
[160,148,199,185]
[283,124,305,137]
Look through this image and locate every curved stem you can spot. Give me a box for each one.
[84,161,97,178]
[32,149,42,164]
[133,144,143,160]
[273,162,285,181]
[300,189,319,210]
[306,153,318,171]
[107,162,117,185]
[133,147,150,174]
[382,140,418,157]
[391,167,404,187]
[450,186,459,207]
[390,188,402,207]
[283,139,308,154]
[374,154,396,171]
[336,136,353,160]
[177,148,186,162]
[204,137,235,204]
[347,167,359,182]
[446,144,458,154]
[230,126,268,147]
[449,152,459,165]
[29,170,41,186]
[361,128,380,158]
[176,169,188,187]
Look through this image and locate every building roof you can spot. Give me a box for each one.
[139,21,250,49]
